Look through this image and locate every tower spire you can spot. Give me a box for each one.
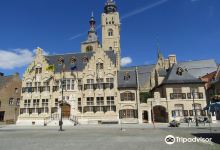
[89,11,96,32]
[156,38,163,59]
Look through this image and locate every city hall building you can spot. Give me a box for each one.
[17,0,219,125]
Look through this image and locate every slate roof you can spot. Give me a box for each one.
[163,64,203,84]
[45,50,116,73]
[178,59,218,78]
[118,65,155,88]
[118,70,137,88]
[158,68,167,77]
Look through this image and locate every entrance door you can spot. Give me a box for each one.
[142,111,148,123]
[152,106,168,123]
[61,104,71,118]
[0,111,5,121]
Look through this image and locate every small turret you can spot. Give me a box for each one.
[104,0,117,14]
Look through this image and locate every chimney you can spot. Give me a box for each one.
[168,54,177,68]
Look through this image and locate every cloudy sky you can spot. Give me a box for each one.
[0,0,219,76]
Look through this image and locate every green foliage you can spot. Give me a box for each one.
[140,92,152,103]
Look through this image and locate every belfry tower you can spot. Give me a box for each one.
[81,12,99,53]
[101,0,121,68]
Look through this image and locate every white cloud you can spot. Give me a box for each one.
[121,0,168,20]
[121,57,133,67]
[0,48,49,70]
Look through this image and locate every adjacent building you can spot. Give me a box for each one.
[0,72,21,124]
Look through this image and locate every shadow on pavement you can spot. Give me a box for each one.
[192,133,220,144]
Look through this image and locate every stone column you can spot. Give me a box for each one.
[148,109,152,124]
[138,109,143,124]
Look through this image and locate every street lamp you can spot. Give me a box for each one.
[192,89,199,127]
[59,60,65,131]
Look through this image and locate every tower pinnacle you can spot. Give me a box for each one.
[89,12,96,32]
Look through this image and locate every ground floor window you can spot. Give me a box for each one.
[83,106,116,113]
[189,110,206,116]
[119,109,138,119]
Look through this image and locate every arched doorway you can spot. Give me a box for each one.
[61,103,71,118]
[152,106,168,123]
[142,111,148,123]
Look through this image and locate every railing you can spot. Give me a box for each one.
[170,93,204,100]
[69,115,78,125]
[84,83,114,90]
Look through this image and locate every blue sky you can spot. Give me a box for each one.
[0,0,219,76]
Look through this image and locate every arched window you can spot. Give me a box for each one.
[109,47,113,50]
[86,46,93,52]
[108,29,113,36]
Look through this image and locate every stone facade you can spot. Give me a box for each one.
[17,0,218,125]
[0,73,21,123]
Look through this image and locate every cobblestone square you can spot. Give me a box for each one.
[0,125,220,150]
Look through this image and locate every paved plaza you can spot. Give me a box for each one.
[0,124,220,150]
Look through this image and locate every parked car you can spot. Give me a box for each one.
[169,120,180,127]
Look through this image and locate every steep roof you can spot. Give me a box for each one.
[178,59,218,78]
[163,64,203,84]
[45,50,116,73]
[118,70,137,88]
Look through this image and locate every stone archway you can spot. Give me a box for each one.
[142,111,148,123]
[152,106,168,123]
[60,103,71,118]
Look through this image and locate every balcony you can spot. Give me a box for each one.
[84,83,114,90]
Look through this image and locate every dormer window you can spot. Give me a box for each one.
[83,57,88,63]
[58,57,64,65]
[176,67,184,76]
[124,72,131,81]
[108,29,113,36]
[70,57,76,64]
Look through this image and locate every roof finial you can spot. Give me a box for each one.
[91,11,94,17]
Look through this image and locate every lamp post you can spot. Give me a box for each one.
[59,60,65,131]
[192,90,199,127]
